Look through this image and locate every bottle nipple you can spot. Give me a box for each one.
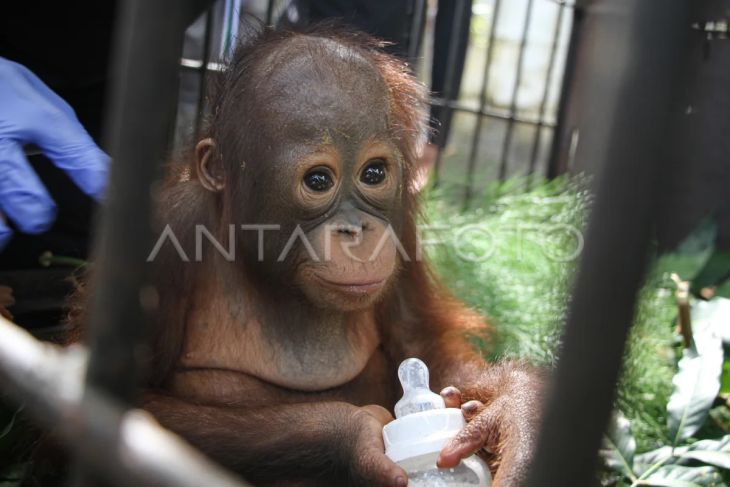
[394,358,445,419]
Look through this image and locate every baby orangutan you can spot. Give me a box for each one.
[70,24,544,487]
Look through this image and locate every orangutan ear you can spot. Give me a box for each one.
[195,138,225,192]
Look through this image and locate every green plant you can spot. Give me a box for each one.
[602,317,730,486]
[424,176,590,364]
[426,176,730,485]
[602,245,730,485]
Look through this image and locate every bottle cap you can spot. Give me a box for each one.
[383,408,465,463]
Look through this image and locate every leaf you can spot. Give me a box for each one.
[640,480,704,487]
[635,435,730,476]
[667,333,724,443]
[690,251,730,296]
[721,359,730,395]
[691,298,730,346]
[679,435,730,469]
[683,435,730,452]
[680,451,730,469]
[641,465,721,486]
[675,219,717,257]
[635,446,674,476]
[601,411,636,478]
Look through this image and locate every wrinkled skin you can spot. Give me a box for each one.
[69,26,544,487]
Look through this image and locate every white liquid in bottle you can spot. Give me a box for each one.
[382,358,492,486]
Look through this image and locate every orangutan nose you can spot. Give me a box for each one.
[330,207,371,237]
[333,222,362,237]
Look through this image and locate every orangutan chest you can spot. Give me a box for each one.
[168,345,396,408]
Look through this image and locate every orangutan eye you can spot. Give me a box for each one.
[360,160,387,186]
[304,170,334,192]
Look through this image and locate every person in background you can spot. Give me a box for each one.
[0,58,109,251]
[0,2,114,266]
[0,0,243,264]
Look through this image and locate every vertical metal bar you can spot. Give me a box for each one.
[526,0,566,189]
[85,0,212,411]
[195,7,215,139]
[462,0,502,208]
[525,0,692,485]
[85,0,186,405]
[78,0,215,483]
[546,5,584,179]
[432,0,470,186]
[497,0,535,181]
[266,0,276,25]
[407,0,428,66]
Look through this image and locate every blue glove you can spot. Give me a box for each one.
[0,57,110,249]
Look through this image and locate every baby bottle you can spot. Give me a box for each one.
[382,358,492,486]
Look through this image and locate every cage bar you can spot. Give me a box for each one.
[497,0,535,181]
[526,0,566,189]
[0,316,248,487]
[546,3,584,179]
[525,1,693,485]
[432,0,472,186]
[195,6,216,139]
[83,0,204,407]
[463,0,503,208]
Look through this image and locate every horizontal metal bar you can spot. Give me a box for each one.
[430,96,557,128]
[0,316,249,487]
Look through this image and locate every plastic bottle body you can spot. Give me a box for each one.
[384,358,492,486]
[397,452,491,486]
[382,408,492,486]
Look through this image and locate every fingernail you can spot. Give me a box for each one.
[395,475,407,487]
[462,402,478,413]
[442,387,457,396]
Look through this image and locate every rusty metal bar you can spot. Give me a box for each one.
[525,0,692,485]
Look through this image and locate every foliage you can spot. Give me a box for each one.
[424,176,590,364]
[425,176,730,485]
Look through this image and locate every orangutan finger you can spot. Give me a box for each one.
[440,386,462,408]
[461,400,485,421]
[437,407,500,469]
